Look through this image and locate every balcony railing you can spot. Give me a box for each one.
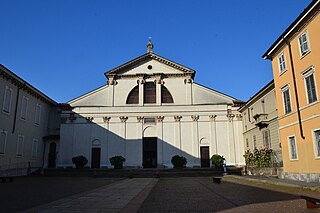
[253,114,269,129]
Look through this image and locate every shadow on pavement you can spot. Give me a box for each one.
[0,176,121,213]
[138,177,314,212]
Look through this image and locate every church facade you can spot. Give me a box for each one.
[56,42,245,168]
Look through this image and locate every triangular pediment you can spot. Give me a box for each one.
[104,53,195,79]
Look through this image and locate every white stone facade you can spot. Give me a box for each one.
[57,48,245,168]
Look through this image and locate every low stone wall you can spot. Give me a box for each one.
[281,172,320,183]
[246,167,283,177]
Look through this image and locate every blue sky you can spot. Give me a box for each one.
[0,0,312,103]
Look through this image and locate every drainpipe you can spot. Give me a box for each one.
[12,83,25,134]
[285,38,305,139]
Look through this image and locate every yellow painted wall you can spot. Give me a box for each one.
[271,11,320,174]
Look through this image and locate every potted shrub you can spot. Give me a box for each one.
[72,155,88,168]
[211,154,225,169]
[109,155,126,169]
[171,155,187,168]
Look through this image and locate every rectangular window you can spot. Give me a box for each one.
[298,32,310,56]
[16,134,24,157]
[253,135,257,149]
[247,109,251,122]
[278,53,287,73]
[35,104,41,125]
[2,86,13,114]
[305,73,317,104]
[246,138,249,148]
[314,130,320,157]
[144,117,156,124]
[20,96,28,120]
[250,108,254,122]
[282,87,292,114]
[0,130,7,155]
[262,130,271,148]
[32,139,38,158]
[289,136,297,160]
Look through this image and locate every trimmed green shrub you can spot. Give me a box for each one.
[211,154,225,167]
[109,155,126,169]
[72,155,88,168]
[171,155,187,168]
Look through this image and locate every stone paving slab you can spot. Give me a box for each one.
[137,177,317,212]
[22,178,157,213]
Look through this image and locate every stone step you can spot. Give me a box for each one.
[43,167,242,178]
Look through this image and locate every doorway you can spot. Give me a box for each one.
[48,142,56,168]
[91,148,101,168]
[200,146,210,168]
[143,137,157,168]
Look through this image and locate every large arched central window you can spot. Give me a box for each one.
[126,85,139,104]
[161,85,174,103]
[126,82,174,104]
[144,82,156,104]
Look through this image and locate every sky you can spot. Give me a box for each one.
[0,0,312,103]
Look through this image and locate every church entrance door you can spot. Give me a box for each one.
[143,137,157,168]
[200,146,210,168]
[48,142,56,168]
[91,148,101,168]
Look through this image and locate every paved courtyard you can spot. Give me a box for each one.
[0,176,319,213]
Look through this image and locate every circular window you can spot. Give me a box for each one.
[147,65,152,70]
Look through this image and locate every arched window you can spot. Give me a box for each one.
[126,85,139,104]
[144,82,156,104]
[161,85,174,103]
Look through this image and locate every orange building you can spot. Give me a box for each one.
[263,0,320,182]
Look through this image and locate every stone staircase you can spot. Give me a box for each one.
[44,167,242,178]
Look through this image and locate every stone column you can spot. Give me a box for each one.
[103,116,111,160]
[157,116,165,164]
[137,79,145,106]
[209,115,218,154]
[191,115,200,162]
[227,112,236,165]
[107,78,117,107]
[119,116,128,158]
[155,78,163,105]
[184,78,193,105]
[174,116,182,152]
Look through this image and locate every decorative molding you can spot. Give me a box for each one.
[137,79,145,84]
[119,116,128,122]
[103,116,111,122]
[184,78,193,84]
[209,115,217,121]
[174,115,182,122]
[137,116,144,122]
[227,114,235,122]
[236,114,243,121]
[191,115,199,121]
[86,117,94,122]
[154,79,164,85]
[157,116,165,122]
[107,79,117,85]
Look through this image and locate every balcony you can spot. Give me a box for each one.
[253,114,269,130]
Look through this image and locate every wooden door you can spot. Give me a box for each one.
[200,146,210,168]
[143,137,157,168]
[91,148,101,168]
[48,142,56,168]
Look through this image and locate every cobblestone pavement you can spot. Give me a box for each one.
[1,176,319,213]
[0,177,122,213]
[138,177,319,213]
[22,178,157,213]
